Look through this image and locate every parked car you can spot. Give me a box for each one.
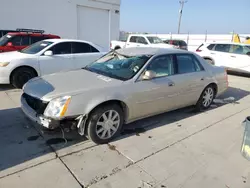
[163,39,188,50]
[21,47,228,144]
[110,34,173,50]
[195,42,250,73]
[0,28,60,53]
[0,29,16,38]
[0,39,106,88]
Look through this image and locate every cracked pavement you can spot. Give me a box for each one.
[0,75,250,188]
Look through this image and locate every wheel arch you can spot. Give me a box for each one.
[9,65,39,83]
[86,99,129,123]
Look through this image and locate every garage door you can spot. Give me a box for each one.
[77,6,110,51]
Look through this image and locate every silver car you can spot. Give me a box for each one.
[21,47,228,144]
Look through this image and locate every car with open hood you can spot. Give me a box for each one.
[21,47,228,144]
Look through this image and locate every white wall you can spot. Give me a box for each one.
[149,34,250,52]
[0,0,120,51]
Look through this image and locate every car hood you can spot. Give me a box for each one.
[23,69,123,101]
[0,51,33,61]
[150,43,174,48]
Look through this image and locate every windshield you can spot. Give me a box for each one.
[0,34,12,46]
[20,41,53,54]
[147,37,164,44]
[84,51,151,81]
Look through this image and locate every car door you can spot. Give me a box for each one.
[227,44,250,70]
[211,44,231,67]
[173,54,210,107]
[126,36,148,48]
[38,42,73,75]
[71,42,103,69]
[130,54,181,119]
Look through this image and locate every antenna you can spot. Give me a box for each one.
[177,0,188,34]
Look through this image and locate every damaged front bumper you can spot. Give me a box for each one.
[21,96,60,129]
[21,95,88,134]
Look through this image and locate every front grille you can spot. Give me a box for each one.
[23,93,48,114]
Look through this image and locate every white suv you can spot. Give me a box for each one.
[195,42,250,73]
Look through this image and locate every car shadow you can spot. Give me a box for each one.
[0,84,15,91]
[0,86,249,177]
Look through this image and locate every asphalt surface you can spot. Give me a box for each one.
[0,75,250,188]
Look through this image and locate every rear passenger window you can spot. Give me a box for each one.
[214,44,230,53]
[50,42,71,55]
[176,54,204,74]
[21,36,30,45]
[71,42,99,53]
[129,36,137,43]
[71,42,91,53]
[207,44,215,50]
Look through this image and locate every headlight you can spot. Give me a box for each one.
[0,62,10,67]
[44,96,71,118]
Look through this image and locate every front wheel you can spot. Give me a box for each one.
[87,104,124,144]
[195,85,216,111]
[11,67,37,89]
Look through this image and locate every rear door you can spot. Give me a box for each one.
[172,53,210,108]
[226,44,250,70]
[211,44,231,67]
[71,42,103,69]
[38,42,73,75]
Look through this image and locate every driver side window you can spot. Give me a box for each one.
[146,55,176,78]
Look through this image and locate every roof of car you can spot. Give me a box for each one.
[116,47,192,56]
[205,41,250,46]
[43,38,93,43]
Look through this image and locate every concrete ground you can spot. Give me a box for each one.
[0,75,250,188]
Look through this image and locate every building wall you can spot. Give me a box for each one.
[0,0,120,50]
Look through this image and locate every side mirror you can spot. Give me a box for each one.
[247,52,250,56]
[44,50,53,56]
[142,70,156,80]
[6,42,13,47]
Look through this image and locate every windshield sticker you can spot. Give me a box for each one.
[97,75,112,82]
[40,43,48,46]
[6,35,12,38]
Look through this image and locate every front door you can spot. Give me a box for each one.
[38,42,73,75]
[130,54,180,119]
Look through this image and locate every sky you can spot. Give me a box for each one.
[120,0,250,34]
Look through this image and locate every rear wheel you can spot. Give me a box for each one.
[86,104,124,144]
[11,67,37,89]
[195,85,216,111]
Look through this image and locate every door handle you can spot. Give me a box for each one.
[210,53,215,55]
[168,82,175,87]
[201,77,205,81]
[231,56,236,58]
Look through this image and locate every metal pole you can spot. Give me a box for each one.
[177,1,187,34]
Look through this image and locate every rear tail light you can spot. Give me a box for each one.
[196,49,202,52]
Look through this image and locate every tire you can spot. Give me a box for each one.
[11,67,37,89]
[86,104,124,144]
[195,85,216,112]
[204,58,214,65]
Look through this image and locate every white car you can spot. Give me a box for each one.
[195,42,250,73]
[0,39,106,88]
